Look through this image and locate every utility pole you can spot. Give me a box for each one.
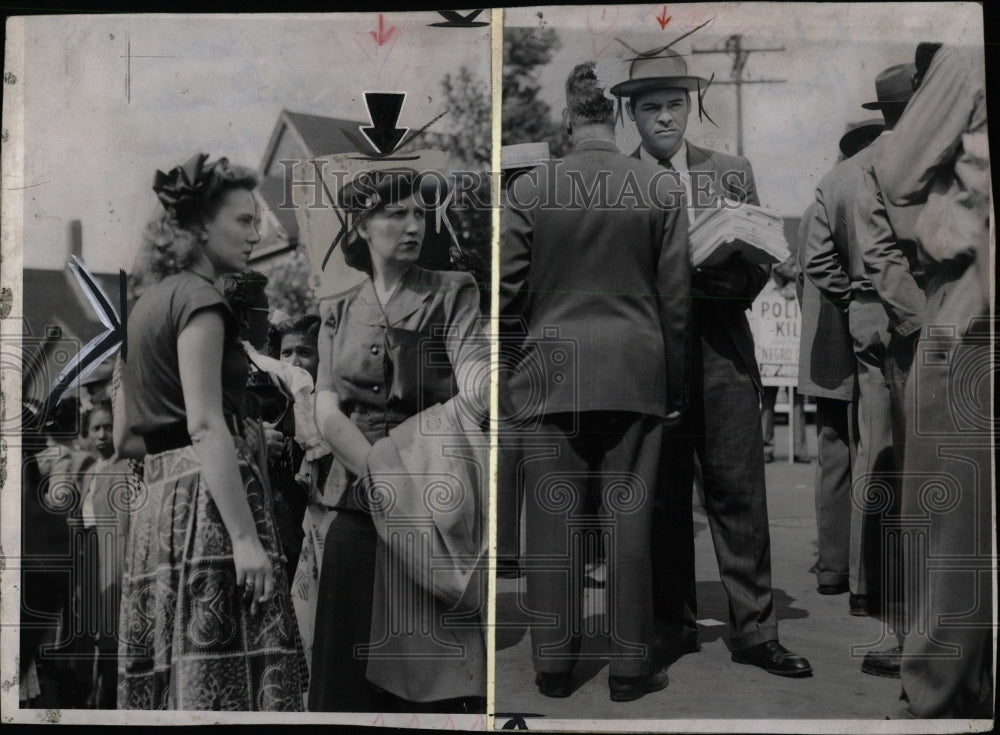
[692,34,785,156]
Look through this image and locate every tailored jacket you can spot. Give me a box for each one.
[855,140,928,339]
[877,45,989,334]
[796,202,856,400]
[500,138,691,418]
[634,141,771,393]
[806,145,880,306]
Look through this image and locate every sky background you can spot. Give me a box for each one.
[10,12,490,273]
[507,2,984,217]
[8,5,986,274]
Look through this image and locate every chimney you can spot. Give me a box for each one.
[69,220,82,262]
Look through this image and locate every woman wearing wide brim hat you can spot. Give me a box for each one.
[304,149,488,713]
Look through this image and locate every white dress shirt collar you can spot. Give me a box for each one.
[639,139,689,176]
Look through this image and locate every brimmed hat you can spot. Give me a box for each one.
[291,149,458,299]
[609,50,709,98]
[861,63,916,109]
[838,118,885,158]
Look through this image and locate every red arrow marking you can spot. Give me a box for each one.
[369,14,396,46]
[656,5,672,29]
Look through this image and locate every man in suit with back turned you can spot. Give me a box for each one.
[612,49,812,677]
[501,61,691,702]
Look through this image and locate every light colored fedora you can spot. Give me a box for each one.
[609,50,709,97]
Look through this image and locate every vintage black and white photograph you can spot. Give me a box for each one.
[495,2,994,728]
[1,3,996,732]
[1,11,492,726]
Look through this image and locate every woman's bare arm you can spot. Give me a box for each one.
[178,308,273,610]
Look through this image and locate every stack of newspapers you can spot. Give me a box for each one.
[689,202,791,268]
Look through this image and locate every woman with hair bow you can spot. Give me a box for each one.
[115,154,307,711]
[308,159,488,713]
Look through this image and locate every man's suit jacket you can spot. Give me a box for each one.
[635,142,770,393]
[876,45,988,335]
[855,142,927,339]
[797,201,855,400]
[806,144,879,307]
[500,138,690,418]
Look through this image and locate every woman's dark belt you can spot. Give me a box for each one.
[143,415,244,455]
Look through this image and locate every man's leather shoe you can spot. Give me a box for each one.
[817,582,849,595]
[732,641,813,677]
[496,558,523,579]
[850,594,878,616]
[861,645,901,679]
[609,665,669,702]
[535,672,573,698]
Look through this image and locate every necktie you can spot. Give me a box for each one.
[658,157,676,171]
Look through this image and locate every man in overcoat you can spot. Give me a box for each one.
[875,42,992,719]
[796,192,856,600]
[805,67,913,630]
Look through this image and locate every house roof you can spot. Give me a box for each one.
[256,110,370,253]
[260,109,366,173]
[23,268,124,344]
[21,267,125,404]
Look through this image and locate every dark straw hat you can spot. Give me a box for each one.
[861,63,916,109]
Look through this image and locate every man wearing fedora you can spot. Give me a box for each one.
[501,62,690,702]
[796,119,884,612]
[611,50,812,677]
[848,63,929,677]
[804,65,914,649]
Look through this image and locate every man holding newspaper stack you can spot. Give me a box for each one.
[611,49,812,677]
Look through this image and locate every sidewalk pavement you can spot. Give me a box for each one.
[493,424,904,724]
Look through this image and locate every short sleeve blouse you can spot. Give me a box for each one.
[316,265,483,441]
[123,271,248,436]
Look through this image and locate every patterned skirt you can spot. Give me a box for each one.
[117,439,308,710]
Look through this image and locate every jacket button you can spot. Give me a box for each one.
[371,345,379,355]
[372,385,380,393]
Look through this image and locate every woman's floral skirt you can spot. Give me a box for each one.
[118,439,308,710]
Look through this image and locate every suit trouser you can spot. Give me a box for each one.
[886,330,919,468]
[899,324,992,718]
[654,331,777,650]
[497,434,523,561]
[812,396,856,588]
[848,298,896,599]
[524,411,661,678]
[882,329,919,625]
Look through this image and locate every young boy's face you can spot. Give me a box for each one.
[88,409,114,459]
[279,333,319,382]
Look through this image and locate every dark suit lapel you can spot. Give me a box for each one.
[684,142,720,221]
[685,141,714,174]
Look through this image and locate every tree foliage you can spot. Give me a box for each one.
[502,27,571,157]
[255,247,317,318]
[420,65,492,308]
